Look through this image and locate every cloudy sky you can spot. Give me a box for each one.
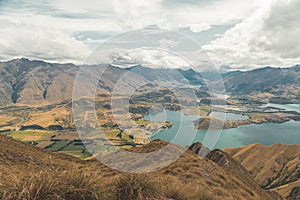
[0,0,299,70]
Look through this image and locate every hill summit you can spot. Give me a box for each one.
[0,134,281,200]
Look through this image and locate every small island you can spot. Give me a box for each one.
[194,111,300,130]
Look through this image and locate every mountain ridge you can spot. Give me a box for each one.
[224,143,300,199]
[0,59,206,106]
[221,65,300,103]
[1,58,300,105]
[0,134,282,199]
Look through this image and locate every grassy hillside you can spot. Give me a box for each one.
[0,135,280,200]
[225,143,300,199]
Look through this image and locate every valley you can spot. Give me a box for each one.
[1,0,300,199]
[0,59,299,199]
[0,59,300,157]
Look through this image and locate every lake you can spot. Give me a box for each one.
[144,105,300,149]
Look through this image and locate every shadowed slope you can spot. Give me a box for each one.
[225,143,300,199]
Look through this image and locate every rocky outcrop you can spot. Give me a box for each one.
[187,142,282,199]
[206,149,249,174]
[188,142,210,157]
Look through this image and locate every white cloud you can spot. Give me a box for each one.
[112,0,163,30]
[189,23,212,33]
[0,17,90,63]
[252,0,300,59]
[112,49,192,69]
[0,0,299,69]
[203,0,300,69]
[1,0,261,33]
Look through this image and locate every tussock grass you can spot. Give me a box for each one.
[0,166,104,200]
[198,191,215,200]
[0,135,278,200]
[114,174,162,200]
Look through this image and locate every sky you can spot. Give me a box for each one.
[0,0,299,70]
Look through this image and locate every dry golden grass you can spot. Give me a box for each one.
[24,107,70,127]
[0,135,282,200]
[225,143,300,199]
[0,115,15,125]
[0,167,102,200]
[272,179,300,200]
[114,174,162,200]
[0,168,218,200]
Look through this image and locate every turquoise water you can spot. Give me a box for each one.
[144,106,300,150]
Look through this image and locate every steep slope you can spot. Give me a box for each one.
[0,58,78,106]
[0,59,148,106]
[222,65,300,103]
[188,143,281,199]
[225,143,300,199]
[0,131,81,172]
[0,59,207,106]
[0,135,280,199]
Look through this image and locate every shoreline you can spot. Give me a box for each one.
[194,111,300,130]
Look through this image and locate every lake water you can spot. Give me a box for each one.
[144,105,300,149]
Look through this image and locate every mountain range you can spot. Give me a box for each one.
[0,59,205,106]
[221,66,300,103]
[1,58,299,106]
